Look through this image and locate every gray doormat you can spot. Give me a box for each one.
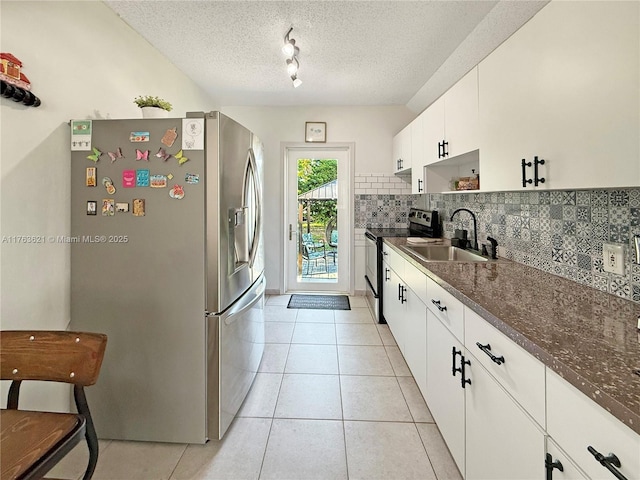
[287,294,350,310]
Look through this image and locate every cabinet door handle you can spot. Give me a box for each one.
[384,268,390,281]
[587,446,628,480]
[521,159,533,187]
[442,140,449,157]
[431,299,447,312]
[545,453,564,480]
[460,355,471,388]
[534,156,546,186]
[476,342,505,365]
[398,283,402,301]
[438,141,443,159]
[452,347,462,377]
[418,178,423,193]
[401,285,407,304]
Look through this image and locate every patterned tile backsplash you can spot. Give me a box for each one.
[426,188,640,303]
[354,173,416,228]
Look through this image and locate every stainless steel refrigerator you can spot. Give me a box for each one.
[70,112,264,443]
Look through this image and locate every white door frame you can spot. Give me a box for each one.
[281,142,355,294]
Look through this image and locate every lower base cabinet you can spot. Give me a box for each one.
[465,352,545,480]
[426,310,466,474]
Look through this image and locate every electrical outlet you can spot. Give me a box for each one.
[602,243,624,275]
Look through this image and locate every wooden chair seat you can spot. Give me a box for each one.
[1,331,107,480]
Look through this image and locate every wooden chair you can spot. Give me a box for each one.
[1,330,107,480]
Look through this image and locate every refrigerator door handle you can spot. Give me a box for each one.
[219,275,265,326]
[244,148,262,268]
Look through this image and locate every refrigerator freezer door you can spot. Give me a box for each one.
[206,113,257,314]
[207,274,265,439]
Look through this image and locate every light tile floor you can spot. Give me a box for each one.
[47,295,461,480]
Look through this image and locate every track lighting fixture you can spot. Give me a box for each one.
[283,27,302,88]
[282,27,299,57]
[286,57,299,77]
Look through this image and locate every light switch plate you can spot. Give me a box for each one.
[602,243,624,275]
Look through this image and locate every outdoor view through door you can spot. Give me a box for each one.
[297,158,338,283]
[286,146,350,293]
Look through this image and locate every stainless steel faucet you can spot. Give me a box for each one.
[450,208,478,251]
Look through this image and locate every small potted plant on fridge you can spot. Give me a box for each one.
[134,95,173,118]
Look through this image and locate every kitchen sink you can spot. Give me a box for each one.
[404,245,488,262]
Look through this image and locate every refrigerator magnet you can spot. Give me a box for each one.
[130,132,150,143]
[108,147,124,163]
[185,173,199,185]
[102,199,115,216]
[136,169,150,187]
[161,128,178,147]
[150,175,168,188]
[71,120,92,151]
[182,118,204,150]
[86,147,102,163]
[86,167,97,187]
[155,148,172,162]
[122,170,136,188]
[169,184,185,200]
[135,149,150,162]
[102,177,116,195]
[132,199,145,217]
[174,150,189,166]
[87,201,97,215]
[115,202,129,213]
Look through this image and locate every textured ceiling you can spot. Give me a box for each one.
[104,1,547,109]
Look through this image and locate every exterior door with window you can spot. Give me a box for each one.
[285,146,351,293]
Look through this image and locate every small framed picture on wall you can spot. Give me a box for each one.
[305,122,326,143]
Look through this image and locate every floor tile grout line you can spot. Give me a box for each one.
[166,443,189,480]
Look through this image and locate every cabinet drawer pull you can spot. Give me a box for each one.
[521,159,532,187]
[461,355,471,389]
[452,347,462,377]
[400,285,407,304]
[587,446,628,480]
[545,453,564,480]
[534,156,546,186]
[431,299,447,312]
[476,342,505,365]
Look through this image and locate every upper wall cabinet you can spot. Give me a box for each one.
[478,1,640,192]
[414,67,480,193]
[392,123,412,174]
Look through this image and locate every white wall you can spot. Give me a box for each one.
[0,1,216,411]
[221,106,415,293]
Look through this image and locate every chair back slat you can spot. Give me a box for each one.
[1,331,107,386]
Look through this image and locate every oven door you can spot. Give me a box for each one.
[364,232,379,321]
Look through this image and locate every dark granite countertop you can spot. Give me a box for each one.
[384,237,640,435]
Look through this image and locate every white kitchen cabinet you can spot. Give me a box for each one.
[392,124,412,174]
[382,247,427,395]
[465,351,546,480]
[411,113,426,194]
[547,369,640,480]
[426,309,466,474]
[382,261,404,351]
[464,308,545,427]
[423,96,445,166]
[403,286,427,396]
[478,1,640,191]
[546,439,589,480]
[444,67,479,160]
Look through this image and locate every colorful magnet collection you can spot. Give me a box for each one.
[83,124,200,218]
